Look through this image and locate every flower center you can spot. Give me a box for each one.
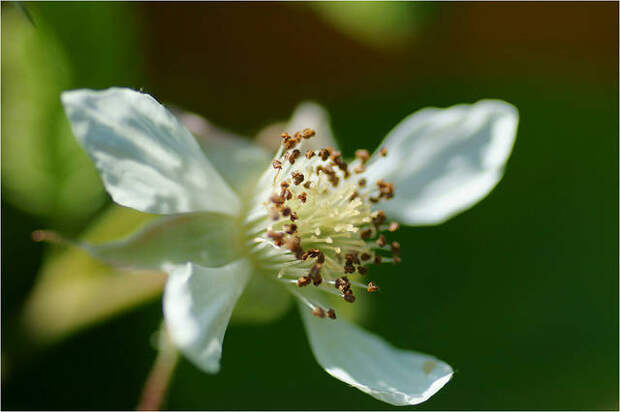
[244,129,400,319]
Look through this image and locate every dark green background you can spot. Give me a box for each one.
[2,2,618,410]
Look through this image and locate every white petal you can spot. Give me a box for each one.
[61,88,240,216]
[300,307,453,406]
[164,260,251,373]
[287,101,339,151]
[364,100,518,225]
[175,109,271,196]
[86,212,243,271]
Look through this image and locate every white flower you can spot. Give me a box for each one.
[61,87,518,406]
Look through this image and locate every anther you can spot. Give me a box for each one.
[327,309,337,319]
[343,291,356,303]
[374,255,383,265]
[355,149,370,163]
[376,234,387,247]
[303,181,312,189]
[391,241,401,255]
[284,223,297,234]
[267,230,285,247]
[297,192,307,203]
[358,178,367,187]
[367,281,379,293]
[297,276,311,287]
[282,207,291,217]
[319,148,330,161]
[280,181,290,189]
[372,210,386,226]
[312,306,326,318]
[379,147,388,156]
[272,159,282,170]
[305,150,315,159]
[388,222,400,232]
[361,228,372,240]
[290,211,298,221]
[287,149,301,164]
[292,171,304,185]
[302,128,316,139]
[358,266,368,275]
[360,252,371,261]
[335,276,351,293]
[270,194,285,205]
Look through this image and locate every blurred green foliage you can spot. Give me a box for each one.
[1,2,618,411]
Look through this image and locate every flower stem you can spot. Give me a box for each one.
[137,325,178,411]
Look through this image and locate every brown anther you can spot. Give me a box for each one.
[374,255,383,265]
[305,150,315,159]
[358,178,367,187]
[344,263,356,274]
[285,236,302,255]
[343,292,356,303]
[355,149,370,163]
[300,248,320,260]
[302,128,316,139]
[372,210,387,226]
[297,276,311,287]
[281,207,291,217]
[280,181,290,189]
[290,149,301,164]
[361,252,371,261]
[358,266,368,275]
[330,151,342,162]
[281,132,291,140]
[297,192,307,203]
[317,251,325,264]
[379,147,388,156]
[270,194,285,205]
[270,209,280,221]
[361,228,372,240]
[353,165,366,174]
[345,252,360,265]
[272,159,282,170]
[349,191,358,201]
[309,263,322,286]
[312,306,325,318]
[303,181,312,189]
[335,276,351,293]
[267,230,285,246]
[290,211,298,221]
[284,223,297,234]
[367,281,379,293]
[377,179,395,199]
[369,197,380,203]
[319,148,330,161]
[292,171,304,185]
[393,256,402,264]
[376,234,387,247]
[388,222,400,232]
[391,241,401,255]
[327,309,337,319]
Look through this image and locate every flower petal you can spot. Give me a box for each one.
[287,101,339,151]
[364,100,518,225]
[175,109,272,196]
[61,88,240,215]
[164,259,252,374]
[300,307,453,406]
[85,212,243,271]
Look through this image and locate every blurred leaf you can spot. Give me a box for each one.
[1,7,105,226]
[311,2,436,49]
[21,205,164,345]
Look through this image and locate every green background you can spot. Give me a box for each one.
[2,2,618,410]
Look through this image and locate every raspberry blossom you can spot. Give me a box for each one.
[61,88,518,406]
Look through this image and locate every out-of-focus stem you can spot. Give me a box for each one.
[136,325,179,411]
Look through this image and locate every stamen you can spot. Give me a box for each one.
[246,127,402,320]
